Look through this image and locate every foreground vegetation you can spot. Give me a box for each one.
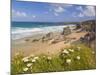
[11,44,96,75]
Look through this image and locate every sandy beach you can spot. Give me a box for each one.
[11,30,87,57]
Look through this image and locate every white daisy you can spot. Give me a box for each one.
[92,51,95,54]
[47,56,52,60]
[76,56,80,60]
[27,63,33,67]
[22,57,29,62]
[43,56,46,58]
[34,56,39,60]
[66,59,71,64]
[63,49,69,54]
[23,67,28,72]
[69,49,74,53]
[32,59,36,63]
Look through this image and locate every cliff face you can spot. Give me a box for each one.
[80,20,96,32]
[79,20,96,48]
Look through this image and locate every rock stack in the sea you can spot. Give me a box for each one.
[62,26,71,35]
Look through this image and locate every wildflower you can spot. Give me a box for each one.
[32,59,36,63]
[47,56,52,60]
[62,49,69,54]
[76,56,80,60]
[66,59,71,64]
[23,67,28,72]
[92,51,95,54]
[69,49,74,53]
[27,63,33,67]
[77,46,81,51]
[22,57,29,62]
[34,56,39,60]
[43,56,46,58]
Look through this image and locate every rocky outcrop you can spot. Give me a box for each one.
[62,26,71,35]
[80,20,96,32]
[42,32,53,42]
[80,31,95,47]
[48,35,66,44]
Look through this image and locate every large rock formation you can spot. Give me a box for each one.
[80,20,96,32]
[80,32,95,47]
[62,26,71,35]
[48,35,66,44]
[79,20,96,48]
[42,32,53,42]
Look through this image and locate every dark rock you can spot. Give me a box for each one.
[32,39,39,42]
[25,39,29,41]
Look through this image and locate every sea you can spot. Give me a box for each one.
[11,22,75,40]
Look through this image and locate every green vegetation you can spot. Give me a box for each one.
[11,44,96,75]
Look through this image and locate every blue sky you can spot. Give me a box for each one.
[12,0,96,22]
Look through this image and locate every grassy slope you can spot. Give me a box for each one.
[11,44,96,75]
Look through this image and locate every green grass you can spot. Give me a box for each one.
[11,44,96,75]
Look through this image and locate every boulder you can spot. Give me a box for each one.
[41,32,53,42]
[48,35,66,44]
[62,26,71,35]
[45,32,53,39]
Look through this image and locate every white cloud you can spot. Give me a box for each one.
[50,4,69,16]
[16,11,27,17]
[76,6,83,11]
[73,6,95,17]
[83,6,95,17]
[54,6,65,13]
[49,4,73,16]
[50,4,73,8]
[78,13,84,17]
[12,10,27,17]
[32,15,36,18]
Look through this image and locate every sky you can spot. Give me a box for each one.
[12,0,96,22]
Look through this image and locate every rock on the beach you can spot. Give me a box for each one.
[48,35,66,44]
[80,32,95,47]
[32,39,39,42]
[42,32,53,42]
[45,32,53,39]
[62,26,71,35]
